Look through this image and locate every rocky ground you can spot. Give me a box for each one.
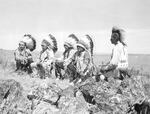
[0,67,150,114]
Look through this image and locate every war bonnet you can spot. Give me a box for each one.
[64,34,79,49]
[42,34,58,53]
[77,35,92,51]
[49,34,58,53]
[85,34,94,56]
[22,34,36,51]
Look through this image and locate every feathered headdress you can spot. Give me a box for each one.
[42,34,58,53]
[49,34,58,53]
[77,35,93,53]
[68,34,79,42]
[85,34,94,56]
[22,34,36,51]
[64,34,79,49]
[76,40,89,51]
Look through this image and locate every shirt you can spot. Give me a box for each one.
[109,42,128,69]
[39,49,54,66]
[76,50,92,75]
[63,49,77,65]
[14,48,32,62]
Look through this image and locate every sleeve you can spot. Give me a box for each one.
[82,52,91,74]
[14,49,22,61]
[26,49,33,61]
[64,50,77,66]
[109,47,120,65]
[77,51,91,75]
[83,52,90,65]
[44,50,55,65]
[55,55,64,62]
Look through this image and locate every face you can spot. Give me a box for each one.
[41,42,47,51]
[77,46,84,52]
[19,42,26,50]
[64,44,69,50]
[110,33,119,45]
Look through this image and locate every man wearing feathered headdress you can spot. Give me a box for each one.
[55,34,78,80]
[100,26,128,81]
[31,34,57,79]
[73,35,94,83]
[14,34,36,74]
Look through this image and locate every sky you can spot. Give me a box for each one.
[0,0,150,54]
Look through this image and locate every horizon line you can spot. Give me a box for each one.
[0,48,150,55]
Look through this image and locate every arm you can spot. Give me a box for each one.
[14,49,23,61]
[76,51,91,75]
[101,47,120,72]
[44,50,55,65]
[82,52,92,75]
[26,49,33,62]
[64,50,77,66]
[109,48,120,65]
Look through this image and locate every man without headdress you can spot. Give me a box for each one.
[100,26,128,80]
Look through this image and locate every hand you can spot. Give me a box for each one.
[80,72,84,76]
[100,65,108,73]
[24,59,28,64]
[21,58,27,64]
[36,59,41,64]
[64,60,69,67]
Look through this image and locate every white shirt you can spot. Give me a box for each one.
[39,49,54,66]
[110,42,128,69]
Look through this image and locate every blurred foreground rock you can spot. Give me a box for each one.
[0,73,150,114]
[0,79,32,114]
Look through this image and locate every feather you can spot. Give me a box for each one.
[68,34,79,42]
[23,34,36,51]
[85,34,94,56]
[49,34,58,53]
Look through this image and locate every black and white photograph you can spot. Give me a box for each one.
[0,0,150,113]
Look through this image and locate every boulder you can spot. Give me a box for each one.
[0,79,31,114]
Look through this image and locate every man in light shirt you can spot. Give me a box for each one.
[31,35,55,79]
[14,41,33,73]
[100,27,128,80]
[14,34,36,74]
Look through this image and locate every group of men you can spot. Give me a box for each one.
[14,26,129,83]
